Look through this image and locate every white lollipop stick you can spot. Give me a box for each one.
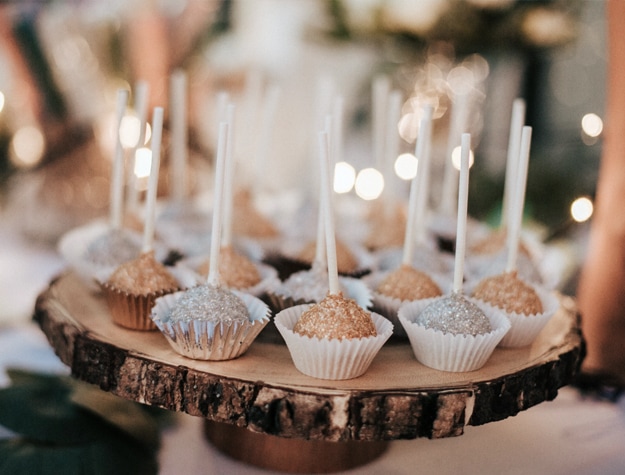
[110,89,128,230]
[501,98,526,228]
[506,126,532,273]
[170,69,188,204]
[127,80,149,212]
[142,107,164,253]
[453,133,472,294]
[384,90,402,207]
[402,106,433,266]
[315,115,333,265]
[207,122,229,286]
[318,131,340,295]
[440,92,469,216]
[373,75,390,173]
[414,104,435,246]
[221,104,236,248]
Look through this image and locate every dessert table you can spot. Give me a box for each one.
[2,226,625,474]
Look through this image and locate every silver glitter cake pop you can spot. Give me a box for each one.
[166,284,249,325]
[415,292,492,336]
[84,229,142,266]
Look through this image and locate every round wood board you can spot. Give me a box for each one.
[34,271,584,442]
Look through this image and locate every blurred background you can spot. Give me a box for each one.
[0,0,605,303]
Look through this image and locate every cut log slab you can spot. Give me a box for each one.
[34,272,584,442]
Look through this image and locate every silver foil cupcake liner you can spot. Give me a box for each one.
[151,289,270,361]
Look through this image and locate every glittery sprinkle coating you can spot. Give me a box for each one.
[167,285,249,324]
[416,293,492,336]
[473,271,543,315]
[198,246,261,289]
[108,251,178,294]
[280,262,344,302]
[293,292,376,340]
[298,240,358,274]
[377,265,442,301]
[84,229,141,266]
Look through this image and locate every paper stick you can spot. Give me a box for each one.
[506,126,532,273]
[318,131,340,295]
[414,104,435,247]
[170,69,187,203]
[453,133,471,293]
[142,107,164,253]
[110,89,129,230]
[314,116,333,265]
[221,104,236,248]
[501,98,526,228]
[440,92,469,216]
[402,106,432,266]
[373,75,390,173]
[384,90,402,206]
[127,80,149,212]
[207,122,229,286]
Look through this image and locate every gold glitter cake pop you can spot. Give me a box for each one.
[376,264,442,301]
[198,246,261,289]
[293,293,377,340]
[298,239,359,274]
[473,271,543,315]
[415,292,492,336]
[107,251,178,294]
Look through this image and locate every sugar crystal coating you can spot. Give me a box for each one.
[84,229,141,266]
[293,292,376,340]
[280,262,345,302]
[376,265,442,301]
[415,293,492,336]
[199,246,261,289]
[298,240,358,274]
[472,271,543,315]
[108,251,178,294]
[167,284,249,325]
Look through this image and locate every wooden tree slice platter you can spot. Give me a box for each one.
[35,271,584,443]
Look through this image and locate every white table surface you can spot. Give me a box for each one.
[1,226,624,475]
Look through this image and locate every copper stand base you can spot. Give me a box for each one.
[204,420,388,473]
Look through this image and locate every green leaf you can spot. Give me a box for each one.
[70,384,161,451]
[0,439,87,475]
[0,381,103,444]
[0,437,158,475]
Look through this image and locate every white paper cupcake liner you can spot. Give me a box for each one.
[274,304,393,380]
[486,287,560,348]
[398,296,511,372]
[269,276,372,313]
[151,289,270,360]
[363,270,449,338]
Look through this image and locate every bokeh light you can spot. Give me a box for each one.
[134,147,153,178]
[0,91,5,113]
[581,113,603,138]
[451,145,475,170]
[120,115,152,148]
[570,196,593,223]
[394,153,418,180]
[334,161,356,193]
[355,168,384,200]
[10,126,45,168]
